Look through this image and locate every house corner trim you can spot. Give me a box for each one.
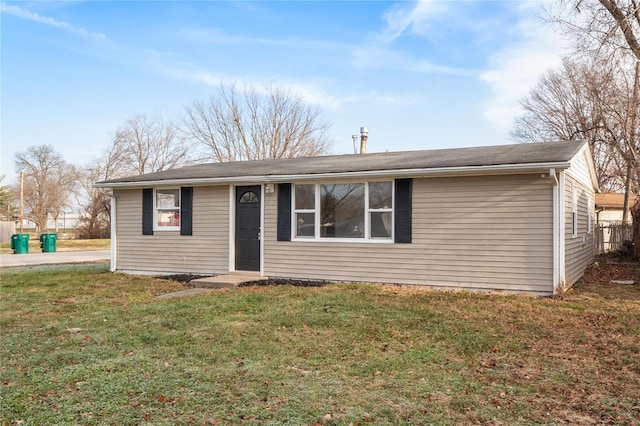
[110,194,117,272]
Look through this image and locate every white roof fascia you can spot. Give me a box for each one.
[93,161,573,189]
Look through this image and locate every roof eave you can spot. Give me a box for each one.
[93,161,572,189]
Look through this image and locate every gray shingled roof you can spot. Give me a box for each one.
[97,140,586,186]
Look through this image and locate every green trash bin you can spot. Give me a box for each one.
[39,233,58,253]
[11,234,30,254]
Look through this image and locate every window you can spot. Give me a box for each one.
[294,184,315,237]
[368,181,393,239]
[293,181,392,241]
[240,191,259,204]
[156,188,180,230]
[587,195,592,233]
[143,187,192,235]
[571,184,577,237]
[321,183,365,238]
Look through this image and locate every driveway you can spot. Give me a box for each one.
[0,250,110,268]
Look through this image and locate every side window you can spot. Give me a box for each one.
[156,188,180,230]
[587,195,592,234]
[572,183,578,238]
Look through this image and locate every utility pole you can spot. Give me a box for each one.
[19,170,24,234]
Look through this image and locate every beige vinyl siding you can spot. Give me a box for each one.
[264,174,554,295]
[564,172,595,287]
[569,149,595,189]
[114,186,229,274]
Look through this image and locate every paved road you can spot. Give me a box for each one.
[0,250,110,268]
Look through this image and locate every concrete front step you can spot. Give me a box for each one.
[190,273,267,288]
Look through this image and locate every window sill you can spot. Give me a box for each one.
[291,237,393,244]
[154,226,180,232]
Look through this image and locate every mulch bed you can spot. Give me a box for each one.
[157,274,327,287]
[157,274,210,283]
[238,278,327,287]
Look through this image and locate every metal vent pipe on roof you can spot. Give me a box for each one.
[360,126,368,154]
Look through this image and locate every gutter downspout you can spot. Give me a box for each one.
[110,194,117,272]
[550,168,560,294]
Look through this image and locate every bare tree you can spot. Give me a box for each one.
[551,1,640,59]
[75,143,124,239]
[114,114,195,176]
[549,0,640,223]
[512,56,633,191]
[0,175,16,221]
[183,83,332,162]
[14,145,77,232]
[71,114,193,238]
[633,197,640,258]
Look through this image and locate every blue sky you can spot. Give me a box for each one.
[1,0,568,183]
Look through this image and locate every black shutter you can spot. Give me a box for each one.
[394,179,412,243]
[142,188,154,235]
[277,183,292,241]
[180,187,193,236]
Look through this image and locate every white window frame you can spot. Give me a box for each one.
[367,181,394,240]
[571,183,578,238]
[292,180,394,243]
[587,195,592,234]
[154,188,181,231]
[293,184,316,239]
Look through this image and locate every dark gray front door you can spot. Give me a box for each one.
[235,185,261,271]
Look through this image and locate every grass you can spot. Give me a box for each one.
[1,261,639,425]
[1,238,110,254]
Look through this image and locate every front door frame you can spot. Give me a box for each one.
[230,184,264,274]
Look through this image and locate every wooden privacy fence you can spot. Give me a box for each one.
[0,221,16,244]
[595,223,633,255]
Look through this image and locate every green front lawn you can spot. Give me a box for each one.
[1,262,639,425]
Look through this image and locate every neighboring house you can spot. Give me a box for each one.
[594,192,636,254]
[95,140,598,296]
[595,192,637,225]
[17,213,81,233]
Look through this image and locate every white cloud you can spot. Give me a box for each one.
[0,4,108,42]
[263,82,422,110]
[354,0,472,76]
[479,2,569,131]
[378,0,447,44]
[352,45,474,76]
[180,27,353,51]
[146,53,346,110]
[145,48,426,113]
[362,90,425,106]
